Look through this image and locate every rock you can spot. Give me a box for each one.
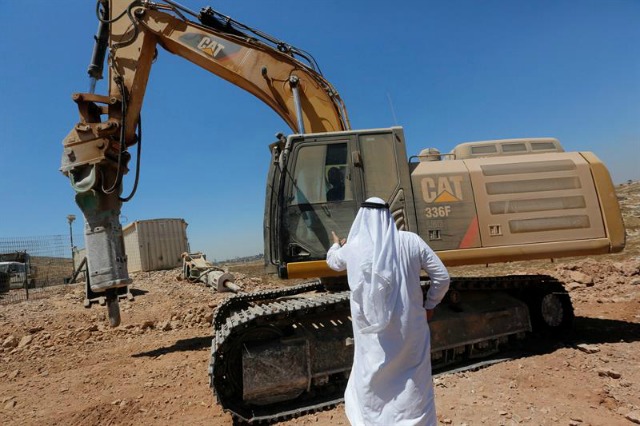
[576,344,600,354]
[597,369,621,379]
[2,335,18,348]
[566,282,583,291]
[18,335,33,348]
[568,271,594,285]
[8,369,19,379]
[159,320,172,331]
[442,419,452,424]
[28,326,44,334]
[631,278,640,286]
[625,411,640,425]
[4,400,16,409]
[77,330,92,341]
[614,261,640,276]
[141,320,155,330]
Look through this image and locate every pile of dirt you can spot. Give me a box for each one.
[552,257,640,303]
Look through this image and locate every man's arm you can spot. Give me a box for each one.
[326,231,347,271]
[418,238,450,311]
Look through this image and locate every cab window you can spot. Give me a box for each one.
[291,144,353,204]
[359,133,399,200]
[285,142,356,260]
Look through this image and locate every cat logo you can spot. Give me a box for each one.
[421,176,464,203]
[197,37,225,58]
[180,33,241,60]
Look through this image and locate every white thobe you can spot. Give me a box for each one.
[327,231,450,426]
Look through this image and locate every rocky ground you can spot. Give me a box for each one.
[0,181,638,426]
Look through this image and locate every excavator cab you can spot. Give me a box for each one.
[265,127,417,279]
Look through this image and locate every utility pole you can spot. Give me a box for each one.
[67,214,76,278]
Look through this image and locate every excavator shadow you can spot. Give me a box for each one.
[569,316,640,344]
[129,288,149,296]
[131,336,211,358]
[435,316,640,376]
[524,316,640,356]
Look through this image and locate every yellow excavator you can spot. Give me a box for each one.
[60,1,625,422]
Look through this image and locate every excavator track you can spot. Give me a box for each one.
[209,275,573,424]
[211,281,325,330]
[209,281,351,423]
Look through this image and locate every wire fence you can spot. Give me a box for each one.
[0,235,79,305]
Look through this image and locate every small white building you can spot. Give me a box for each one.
[123,218,189,273]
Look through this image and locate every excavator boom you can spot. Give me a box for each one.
[104,1,349,141]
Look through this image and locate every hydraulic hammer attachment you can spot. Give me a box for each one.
[181,252,241,293]
[61,92,131,327]
[61,92,131,293]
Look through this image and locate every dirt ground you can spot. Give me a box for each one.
[1,181,639,426]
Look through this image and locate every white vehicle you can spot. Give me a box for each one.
[0,251,37,291]
[0,261,32,290]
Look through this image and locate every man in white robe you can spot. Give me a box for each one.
[326,197,450,426]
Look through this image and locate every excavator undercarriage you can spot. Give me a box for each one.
[209,275,574,423]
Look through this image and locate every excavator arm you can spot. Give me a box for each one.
[60,0,350,324]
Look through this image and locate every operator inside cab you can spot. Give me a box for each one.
[326,166,345,201]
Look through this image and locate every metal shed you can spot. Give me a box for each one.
[123,218,189,273]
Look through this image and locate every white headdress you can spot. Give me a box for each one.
[346,197,400,333]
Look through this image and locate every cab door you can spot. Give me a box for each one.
[353,128,416,231]
[276,128,416,270]
[281,135,359,263]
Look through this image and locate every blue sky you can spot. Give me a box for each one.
[0,0,638,260]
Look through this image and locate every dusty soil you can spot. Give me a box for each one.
[1,181,639,426]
